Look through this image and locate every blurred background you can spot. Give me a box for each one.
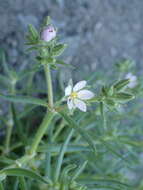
[0,0,143,78]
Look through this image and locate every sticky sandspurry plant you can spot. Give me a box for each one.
[0,16,140,190]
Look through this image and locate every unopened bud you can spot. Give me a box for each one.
[41,25,56,42]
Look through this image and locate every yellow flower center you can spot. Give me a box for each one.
[70,92,78,99]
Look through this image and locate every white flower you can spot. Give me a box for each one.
[41,25,56,42]
[125,73,137,88]
[65,80,94,112]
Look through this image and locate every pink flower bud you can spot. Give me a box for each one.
[41,25,56,42]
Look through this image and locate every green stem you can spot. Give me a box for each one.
[45,152,51,177]
[29,111,54,155]
[4,121,13,154]
[52,119,65,141]
[100,102,107,131]
[4,84,15,155]
[45,123,53,178]
[44,64,54,108]
[0,182,4,190]
[29,63,55,155]
[12,56,55,165]
[19,177,27,190]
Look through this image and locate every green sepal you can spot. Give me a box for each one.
[112,92,135,102]
[26,46,40,52]
[101,86,108,96]
[107,86,114,96]
[104,98,116,107]
[29,24,39,39]
[26,24,39,45]
[41,16,51,28]
[36,56,55,63]
[51,44,67,57]
[101,85,114,96]
[113,79,130,92]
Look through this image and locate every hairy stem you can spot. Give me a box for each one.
[44,64,54,108]
[29,112,54,155]
[10,56,55,166]
[28,63,55,155]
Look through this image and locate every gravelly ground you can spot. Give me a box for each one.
[0,0,143,78]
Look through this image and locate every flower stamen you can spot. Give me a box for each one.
[70,92,78,99]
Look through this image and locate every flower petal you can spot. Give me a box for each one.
[73,81,87,92]
[41,26,56,42]
[128,80,137,88]
[65,85,72,96]
[130,76,137,82]
[78,90,94,100]
[74,99,87,112]
[125,73,137,88]
[67,98,74,110]
[125,73,133,79]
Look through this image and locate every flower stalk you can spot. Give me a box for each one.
[28,58,55,156]
[100,102,107,131]
[44,64,54,109]
[4,83,16,155]
[29,112,54,155]
[4,116,13,155]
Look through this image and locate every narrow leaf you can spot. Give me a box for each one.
[113,79,130,91]
[54,129,74,182]
[0,49,10,76]
[0,168,51,184]
[59,112,96,153]
[11,104,26,144]
[100,140,133,168]
[38,144,90,153]
[0,94,48,107]
[82,178,132,190]
[17,64,43,81]
[60,164,76,185]
[104,99,116,108]
[112,93,135,102]
[52,44,67,57]
[28,24,39,40]
[71,161,88,181]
